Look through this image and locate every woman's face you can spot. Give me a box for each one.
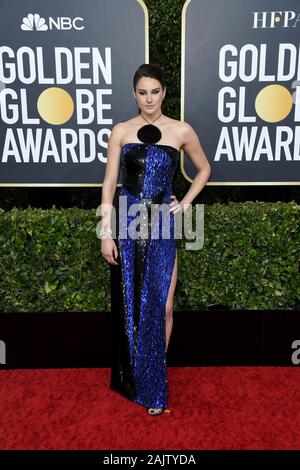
[133,76,165,116]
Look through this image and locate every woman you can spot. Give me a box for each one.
[100,64,211,416]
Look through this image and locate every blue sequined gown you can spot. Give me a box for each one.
[110,142,179,409]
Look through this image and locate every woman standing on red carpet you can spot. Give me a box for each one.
[100,63,211,415]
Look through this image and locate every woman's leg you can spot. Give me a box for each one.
[165,250,178,350]
[148,250,177,415]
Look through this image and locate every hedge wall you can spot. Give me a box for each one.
[0,202,299,312]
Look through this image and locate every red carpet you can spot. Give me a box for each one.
[0,367,299,450]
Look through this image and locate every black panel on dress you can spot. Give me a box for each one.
[122,145,148,196]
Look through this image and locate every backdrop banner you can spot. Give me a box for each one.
[182,0,300,185]
[0,0,148,186]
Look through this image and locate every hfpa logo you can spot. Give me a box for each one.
[252,11,300,28]
[21,13,84,31]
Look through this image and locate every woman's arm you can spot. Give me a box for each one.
[100,123,123,234]
[179,122,211,208]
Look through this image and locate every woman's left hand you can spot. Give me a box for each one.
[168,195,184,213]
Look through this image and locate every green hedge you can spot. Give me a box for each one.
[0,202,299,312]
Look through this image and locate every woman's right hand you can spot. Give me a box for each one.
[101,237,119,265]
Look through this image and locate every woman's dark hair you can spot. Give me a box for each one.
[133,63,166,92]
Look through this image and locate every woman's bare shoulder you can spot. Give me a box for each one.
[111,117,138,135]
[165,119,195,142]
[177,119,193,130]
[109,119,139,148]
[176,120,197,139]
[166,117,192,131]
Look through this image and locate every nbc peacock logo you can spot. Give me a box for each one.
[20,13,84,31]
[21,13,48,31]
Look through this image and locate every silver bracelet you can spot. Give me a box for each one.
[100,234,113,240]
[99,227,113,239]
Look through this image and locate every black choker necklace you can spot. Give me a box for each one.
[137,113,162,144]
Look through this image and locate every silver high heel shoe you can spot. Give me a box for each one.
[147,407,171,416]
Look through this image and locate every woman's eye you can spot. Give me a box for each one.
[139,91,159,95]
